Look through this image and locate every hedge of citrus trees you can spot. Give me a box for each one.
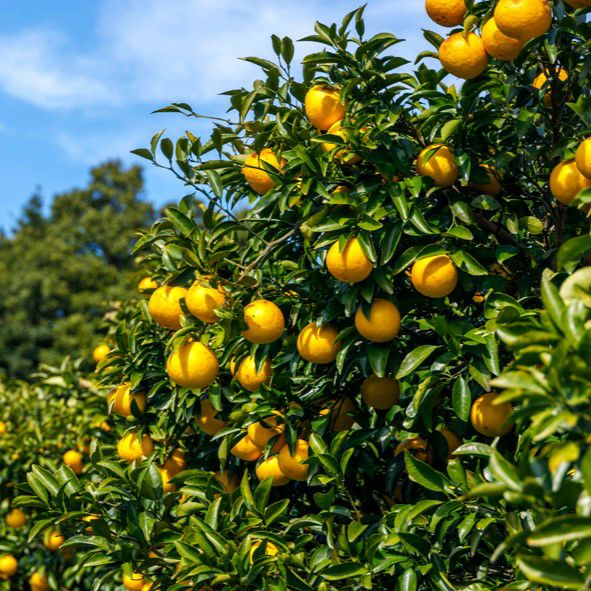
[10,1,591,589]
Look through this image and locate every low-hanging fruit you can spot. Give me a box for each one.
[410,254,458,298]
[148,286,187,330]
[166,341,219,389]
[117,432,154,462]
[241,299,285,344]
[185,279,226,323]
[278,439,309,481]
[297,322,341,364]
[326,237,373,283]
[355,299,401,342]
[416,144,459,187]
[235,355,273,392]
[194,399,228,436]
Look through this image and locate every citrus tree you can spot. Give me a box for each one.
[17,2,591,590]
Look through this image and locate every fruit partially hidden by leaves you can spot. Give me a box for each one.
[438,32,488,80]
[29,571,48,591]
[166,341,219,389]
[247,413,285,449]
[123,573,145,591]
[44,529,65,551]
[63,449,83,474]
[470,164,503,196]
[575,137,591,179]
[148,286,188,330]
[138,277,158,292]
[355,299,401,342]
[108,382,147,417]
[494,0,552,41]
[241,299,285,344]
[550,159,591,205]
[304,85,346,131]
[481,17,523,61]
[326,237,373,283]
[117,432,154,462]
[410,254,458,298]
[437,428,463,456]
[214,470,240,494]
[162,448,186,476]
[278,439,309,481]
[249,539,279,564]
[361,375,400,410]
[92,343,110,364]
[185,280,226,323]
[242,149,284,194]
[425,0,466,27]
[322,121,362,165]
[256,455,290,486]
[416,144,459,187]
[533,68,568,107]
[194,399,228,436]
[470,393,513,437]
[235,355,273,392]
[297,322,341,364]
[231,435,263,462]
[395,437,432,463]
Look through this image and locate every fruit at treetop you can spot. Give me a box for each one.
[395,437,431,463]
[166,341,219,389]
[425,0,466,27]
[326,237,373,283]
[123,573,145,591]
[322,397,356,431]
[256,455,290,486]
[0,421,6,434]
[322,121,362,165]
[438,32,488,80]
[361,375,400,410]
[304,85,346,131]
[494,0,552,41]
[481,17,523,61]
[214,470,240,493]
[416,144,459,187]
[576,138,591,179]
[241,299,285,344]
[5,508,26,528]
[63,449,83,474]
[411,254,458,298]
[44,529,65,551]
[231,435,263,462]
[163,448,186,476]
[108,382,147,417]
[148,286,188,330]
[278,439,309,481]
[185,280,226,323]
[235,355,273,392]
[138,277,158,292]
[470,392,514,437]
[533,68,568,107]
[248,413,285,448]
[438,428,463,456]
[117,432,154,462]
[92,343,110,364]
[0,555,17,579]
[242,149,284,195]
[355,299,401,342]
[565,0,591,6]
[159,468,175,493]
[249,539,279,563]
[550,160,591,205]
[194,399,228,436]
[30,572,49,591]
[470,164,503,196]
[297,322,341,364]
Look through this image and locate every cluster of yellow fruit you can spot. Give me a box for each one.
[550,138,591,205]
[122,571,154,591]
[0,555,48,591]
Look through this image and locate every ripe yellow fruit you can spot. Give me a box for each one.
[5,508,26,528]
[82,514,99,533]
[395,437,431,463]
[361,375,400,410]
[304,85,346,131]
[63,449,83,474]
[242,149,284,195]
[241,300,285,344]
[297,323,341,364]
[438,32,488,80]
[166,341,219,389]
[326,237,373,283]
[438,428,463,456]
[249,539,279,563]
[235,355,273,392]
[194,399,228,436]
[214,470,240,493]
[138,277,158,292]
[123,573,145,591]
[322,121,361,165]
[231,435,262,462]
[0,555,17,579]
[108,383,147,417]
[481,18,523,61]
[256,455,290,486]
[416,144,459,187]
[355,299,401,342]
[0,421,6,434]
[470,392,513,437]
[494,0,552,41]
[117,432,154,462]
[162,448,186,476]
[411,254,458,298]
[278,439,309,481]
[141,584,153,591]
[425,0,466,26]
[575,138,591,179]
[44,529,65,551]
[565,0,591,6]
[159,468,175,493]
[470,164,503,196]
[30,571,49,591]
[247,414,285,448]
[550,159,591,205]
[533,68,568,107]
[148,286,187,330]
[185,281,226,323]
[92,343,110,364]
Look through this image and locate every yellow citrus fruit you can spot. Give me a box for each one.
[322,121,361,165]
[235,355,273,392]
[44,529,65,551]
[185,281,226,323]
[473,293,485,303]
[416,144,459,187]
[0,421,6,434]
[565,0,591,6]
[138,277,158,292]
[249,539,279,563]
[5,508,26,528]
[214,470,240,493]
[255,455,290,486]
[30,572,49,591]
[82,514,99,533]
[194,399,228,436]
[231,435,262,462]
[92,343,110,364]
[494,0,552,41]
[470,392,513,437]
[533,68,568,107]
[117,432,154,462]
[575,138,591,179]
[550,159,591,205]
[241,299,285,344]
[326,237,373,283]
[166,341,219,389]
[438,32,488,80]
[297,323,341,364]
[470,164,503,196]
[148,286,187,330]
[243,149,284,194]
[247,414,285,448]
[395,437,431,463]
[425,0,466,26]
[304,85,346,131]
[0,555,17,580]
[411,254,458,298]
[438,428,463,456]
[123,573,145,591]
[481,17,523,61]
[361,375,400,410]
[159,468,175,493]
[355,299,401,342]
[141,584,153,591]
[163,448,186,476]
[63,449,83,474]
[278,439,309,481]
[109,382,147,417]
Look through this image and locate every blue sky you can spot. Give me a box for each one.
[0,1,435,231]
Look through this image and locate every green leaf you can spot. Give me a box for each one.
[404,452,450,492]
[396,345,440,379]
[452,377,471,421]
[516,555,585,589]
[321,562,368,581]
[541,278,565,331]
[489,450,522,491]
[367,344,390,377]
[528,516,591,547]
